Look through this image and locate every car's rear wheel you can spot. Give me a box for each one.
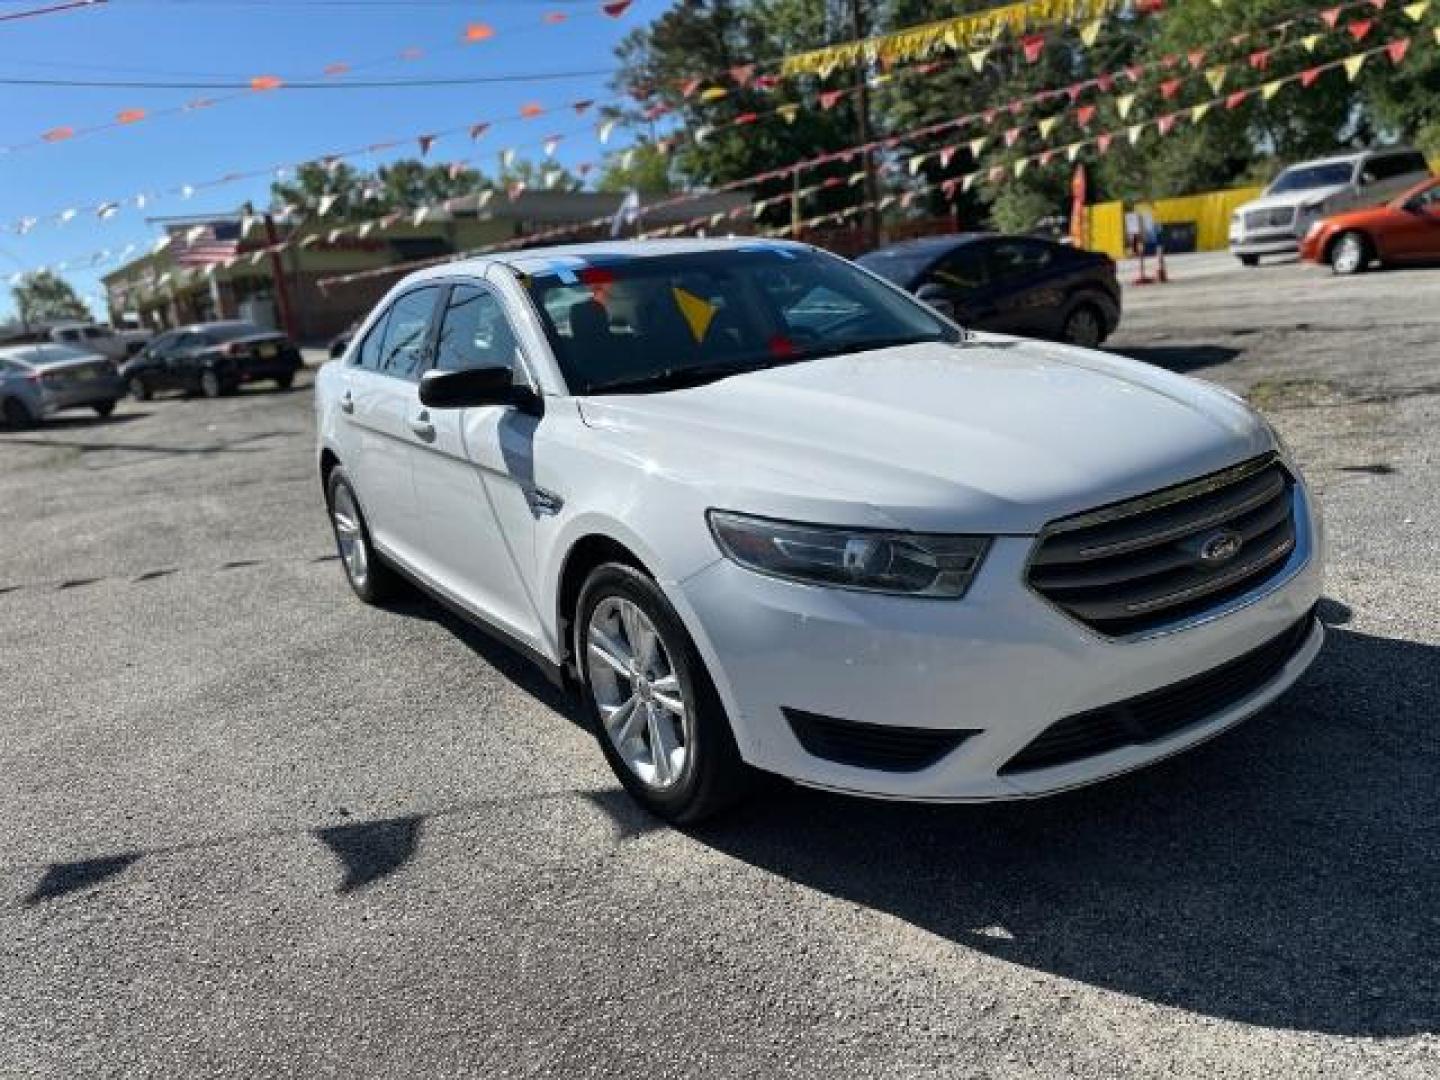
[2,397,36,429]
[199,369,225,398]
[326,467,397,604]
[1062,304,1105,348]
[576,562,749,823]
[93,401,116,418]
[1331,232,1371,276]
[128,376,151,401]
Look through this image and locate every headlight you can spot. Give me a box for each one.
[707,511,990,598]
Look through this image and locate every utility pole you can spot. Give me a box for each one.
[247,202,297,341]
[849,0,881,251]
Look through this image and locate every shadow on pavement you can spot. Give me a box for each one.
[687,620,1438,1037]
[1112,344,1242,374]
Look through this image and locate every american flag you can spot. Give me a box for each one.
[173,221,241,266]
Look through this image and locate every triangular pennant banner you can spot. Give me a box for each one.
[1116,93,1136,119]
[1344,54,1368,80]
[1262,80,1285,101]
[1387,38,1411,64]
[1206,66,1228,94]
[1403,1,1430,20]
[1079,20,1103,47]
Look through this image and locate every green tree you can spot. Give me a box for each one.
[12,270,89,325]
[269,159,486,220]
[597,141,675,194]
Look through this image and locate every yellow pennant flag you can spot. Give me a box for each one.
[1066,142,1084,163]
[1205,66,1228,94]
[1116,93,1136,119]
[969,47,990,73]
[1344,54,1368,81]
[969,136,988,158]
[1127,123,1144,146]
[1191,102,1213,123]
[1262,79,1284,101]
[699,86,728,102]
[1014,157,1030,178]
[777,104,799,124]
[962,173,977,193]
[1301,34,1321,53]
[1403,1,1430,22]
[908,153,928,176]
[671,287,717,343]
[1079,19,1103,47]
[1038,116,1059,138]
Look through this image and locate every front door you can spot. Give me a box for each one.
[1388,184,1440,263]
[982,238,1066,339]
[920,245,999,331]
[407,281,546,651]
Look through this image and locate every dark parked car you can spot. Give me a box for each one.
[856,233,1121,347]
[121,321,303,400]
[327,320,360,360]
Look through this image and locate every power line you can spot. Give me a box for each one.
[0,0,105,22]
[0,68,619,88]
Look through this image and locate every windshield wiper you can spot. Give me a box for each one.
[585,358,792,395]
[789,334,954,361]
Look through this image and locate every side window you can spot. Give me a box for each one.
[988,241,1053,283]
[148,332,176,356]
[434,284,522,375]
[378,287,439,379]
[1370,153,1428,181]
[925,247,990,291]
[57,329,79,343]
[352,310,390,370]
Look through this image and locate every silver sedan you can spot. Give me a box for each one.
[0,343,125,427]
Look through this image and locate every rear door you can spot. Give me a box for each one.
[1366,152,1431,204]
[406,279,546,648]
[344,285,442,567]
[981,238,1067,338]
[1387,183,1440,262]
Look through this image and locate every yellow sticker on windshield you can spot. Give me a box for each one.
[671,286,717,343]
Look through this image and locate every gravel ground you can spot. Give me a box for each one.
[1,257,1436,1078]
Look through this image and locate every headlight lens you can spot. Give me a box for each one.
[707,511,990,598]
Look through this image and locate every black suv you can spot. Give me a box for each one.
[121,320,303,400]
[857,233,1121,348]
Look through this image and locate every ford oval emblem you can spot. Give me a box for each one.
[1198,529,1244,566]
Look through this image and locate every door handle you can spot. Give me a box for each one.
[408,410,435,440]
[339,390,354,414]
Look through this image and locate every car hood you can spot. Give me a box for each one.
[1238,185,1351,214]
[576,337,1273,534]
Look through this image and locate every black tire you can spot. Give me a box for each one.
[93,401,116,418]
[575,562,750,824]
[274,372,295,391]
[1330,231,1371,276]
[128,376,152,401]
[2,396,37,429]
[1061,303,1106,348]
[1239,254,1261,268]
[325,466,398,604]
[199,369,224,399]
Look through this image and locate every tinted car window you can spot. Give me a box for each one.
[1369,153,1429,181]
[352,310,390,370]
[988,240,1053,282]
[378,287,438,379]
[434,284,521,374]
[925,247,990,290]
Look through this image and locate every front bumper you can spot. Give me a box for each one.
[1230,234,1301,257]
[670,482,1324,802]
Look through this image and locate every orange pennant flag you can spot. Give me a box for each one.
[42,126,75,142]
[465,23,496,42]
[520,102,544,119]
[250,75,283,91]
[117,108,146,125]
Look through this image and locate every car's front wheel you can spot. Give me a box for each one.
[326,467,397,604]
[199,369,226,398]
[2,397,36,429]
[127,376,151,401]
[1238,254,1261,268]
[1061,304,1105,348]
[1331,232,1371,276]
[93,401,116,418]
[576,562,749,823]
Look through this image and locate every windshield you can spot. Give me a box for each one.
[517,246,958,395]
[854,248,939,287]
[1268,162,1354,195]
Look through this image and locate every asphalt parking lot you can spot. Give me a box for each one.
[2,255,1437,1078]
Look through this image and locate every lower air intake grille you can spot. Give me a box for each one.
[783,708,979,773]
[1000,611,1316,776]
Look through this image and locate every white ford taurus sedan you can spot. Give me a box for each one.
[315,239,1324,822]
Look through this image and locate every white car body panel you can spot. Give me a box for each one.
[314,239,1324,802]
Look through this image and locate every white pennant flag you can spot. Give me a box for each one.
[477,189,495,209]
[501,148,516,168]
[317,193,340,217]
[358,221,375,238]
[413,207,429,227]
[180,185,195,199]
[598,118,618,144]
[59,208,78,224]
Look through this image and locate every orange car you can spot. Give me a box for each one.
[1300,176,1440,275]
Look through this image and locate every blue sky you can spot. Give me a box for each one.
[0,0,650,320]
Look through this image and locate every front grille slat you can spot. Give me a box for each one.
[1001,612,1315,775]
[1027,456,1299,637]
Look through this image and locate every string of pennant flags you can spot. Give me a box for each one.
[4,0,639,157]
[15,0,1427,249]
[311,29,1424,292]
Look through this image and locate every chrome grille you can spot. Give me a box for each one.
[1027,456,1297,637]
[1245,207,1295,231]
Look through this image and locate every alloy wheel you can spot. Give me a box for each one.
[1065,308,1103,348]
[586,596,690,790]
[200,370,222,398]
[1333,235,1365,275]
[330,483,369,589]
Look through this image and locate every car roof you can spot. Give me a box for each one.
[397,237,815,286]
[859,233,998,258]
[1285,147,1422,169]
[0,342,99,366]
[171,320,260,334]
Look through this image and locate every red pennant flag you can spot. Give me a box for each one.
[1040,150,1055,166]
[1096,133,1113,154]
[1158,114,1177,136]
[323,63,350,77]
[1226,90,1249,110]
[1076,104,1097,126]
[1348,19,1374,41]
[464,23,495,42]
[1370,0,1388,7]
[1300,67,1323,88]
[1009,100,1024,116]
[469,122,491,140]
[1160,78,1182,100]
[729,64,754,86]
[1320,7,1342,27]
[602,0,632,16]
[1187,49,1206,69]
[508,182,526,201]
[983,108,998,124]
[418,135,435,155]
[1387,38,1411,64]
[1022,34,1045,63]
[734,112,759,125]
[1249,49,1272,70]
[117,108,146,124]
[939,146,957,168]
[989,165,1006,183]
[250,75,283,91]
[43,126,75,143]
[1095,73,1115,93]
[680,78,701,98]
[754,75,779,91]
[544,12,568,24]
[520,102,544,119]
[819,90,844,110]
[942,178,958,199]
[1160,54,1179,70]
[1125,64,1145,83]
[1004,127,1021,147]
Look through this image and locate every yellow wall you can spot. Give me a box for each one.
[1084,183,1263,259]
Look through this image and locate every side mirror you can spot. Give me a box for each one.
[915,283,957,320]
[419,366,541,414]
